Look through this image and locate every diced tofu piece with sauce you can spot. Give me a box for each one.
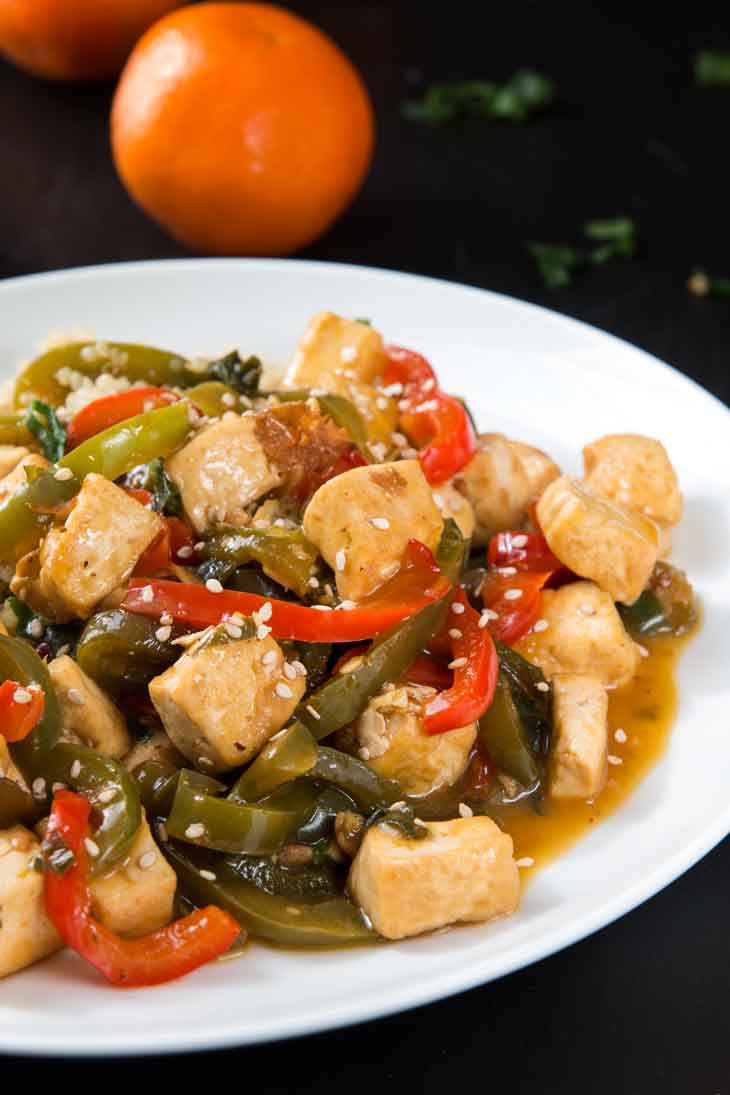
[284,312,385,389]
[507,439,561,501]
[349,816,520,940]
[433,481,475,541]
[0,826,61,979]
[583,432,682,557]
[303,460,443,602]
[89,814,176,938]
[336,684,476,796]
[515,580,640,688]
[537,475,659,604]
[0,445,29,480]
[0,451,50,505]
[23,474,162,621]
[457,434,533,545]
[149,633,305,773]
[49,656,131,758]
[167,415,282,533]
[123,728,185,773]
[549,674,608,800]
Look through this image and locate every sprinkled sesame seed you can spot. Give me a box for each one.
[370,517,390,530]
[70,760,82,779]
[28,618,44,639]
[155,625,172,642]
[498,566,518,576]
[32,777,46,797]
[52,782,67,793]
[256,624,271,640]
[67,688,85,705]
[307,576,320,589]
[337,600,357,611]
[340,345,357,363]
[199,869,217,881]
[448,628,463,640]
[312,604,333,611]
[432,492,445,510]
[511,534,528,548]
[194,541,205,553]
[637,644,650,658]
[614,728,627,743]
[205,578,223,593]
[140,585,154,603]
[54,467,74,481]
[335,549,346,571]
[283,662,297,679]
[458,802,473,818]
[516,857,535,868]
[160,612,173,626]
[580,603,596,616]
[157,823,168,843]
[451,602,465,615]
[275,682,293,699]
[262,649,277,667]
[198,755,214,768]
[259,601,273,622]
[414,819,428,829]
[448,656,467,669]
[383,383,403,397]
[536,681,550,692]
[224,622,242,639]
[504,588,523,601]
[177,544,193,559]
[138,851,157,870]
[306,705,321,720]
[292,660,307,676]
[533,619,549,633]
[229,612,245,625]
[97,787,116,804]
[376,396,389,411]
[607,755,623,766]
[12,687,32,704]
[358,747,371,760]
[221,392,236,407]
[185,823,205,840]
[84,838,100,858]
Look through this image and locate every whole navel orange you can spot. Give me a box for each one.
[0,0,185,82]
[111,3,375,256]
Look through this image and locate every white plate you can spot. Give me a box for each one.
[0,259,727,1057]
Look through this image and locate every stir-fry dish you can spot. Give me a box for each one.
[0,314,696,986]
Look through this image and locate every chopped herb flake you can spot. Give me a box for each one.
[528,244,583,290]
[25,399,66,462]
[402,69,554,125]
[694,50,730,86]
[207,351,262,395]
[530,217,637,288]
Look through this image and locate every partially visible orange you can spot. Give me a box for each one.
[0,0,185,82]
[111,3,375,256]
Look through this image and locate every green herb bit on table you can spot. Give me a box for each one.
[687,270,730,298]
[694,50,730,86]
[401,69,554,125]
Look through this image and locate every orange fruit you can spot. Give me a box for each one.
[0,0,185,82]
[110,3,375,256]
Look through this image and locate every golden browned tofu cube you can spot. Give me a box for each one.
[49,656,131,758]
[284,312,386,389]
[167,415,282,534]
[583,433,683,527]
[149,633,306,773]
[35,474,162,620]
[0,826,61,979]
[0,445,29,480]
[549,674,608,800]
[349,817,520,940]
[303,460,443,602]
[457,433,533,545]
[0,451,50,505]
[537,475,658,604]
[90,815,176,938]
[337,684,476,796]
[515,580,640,688]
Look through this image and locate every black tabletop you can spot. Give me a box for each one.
[2,1,729,1087]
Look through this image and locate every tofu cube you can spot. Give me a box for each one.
[123,728,185,773]
[0,445,29,481]
[0,826,61,979]
[0,451,50,505]
[537,475,659,604]
[583,433,683,527]
[303,460,443,602]
[457,433,533,546]
[149,632,305,773]
[284,312,385,389]
[515,580,640,688]
[33,474,162,620]
[167,414,282,533]
[90,814,176,938]
[349,816,520,940]
[549,674,608,800]
[337,684,476,796]
[49,655,132,758]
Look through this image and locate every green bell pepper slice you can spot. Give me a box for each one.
[162,837,374,946]
[0,412,33,446]
[0,776,42,829]
[0,634,62,779]
[619,561,697,637]
[132,761,225,817]
[229,722,318,803]
[185,381,245,418]
[202,527,319,599]
[76,609,183,693]
[311,746,403,810]
[478,677,540,788]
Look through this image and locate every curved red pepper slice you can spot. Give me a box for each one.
[124,540,452,644]
[488,530,572,586]
[0,679,45,742]
[66,387,179,449]
[43,790,240,987]
[423,589,498,734]
[481,569,553,645]
[403,654,453,690]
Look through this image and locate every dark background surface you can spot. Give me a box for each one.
[1,1,729,1089]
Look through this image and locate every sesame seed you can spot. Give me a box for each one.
[54,467,74,482]
[97,788,116,804]
[224,622,242,639]
[637,644,650,658]
[155,625,172,642]
[458,802,473,818]
[451,602,465,615]
[262,649,277,667]
[70,759,82,779]
[221,392,236,407]
[580,603,596,616]
[607,755,623,766]
[199,869,217,881]
[160,612,173,626]
[229,612,245,625]
[335,549,346,571]
[337,600,357,611]
[448,628,463,640]
[370,517,390,530]
[158,823,168,843]
[205,578,223,593]
[28,618,44,639]
[383,383,403,398]
[140,585,154,603]
[283,662,297,679]
[32,777,46,798]
[177,544,194,559]
[480,608,498,624]
[194,541,205,553]
[275,682,293,699]
[498,566,518,576]
[307,576,320,589]
[138,851,157,870]
[432,492,445,510]
[533,619,549,633]
[259,601,273,622]
[516,857,535,868]
[390,801,407,810]
[503,588,523,601]
[12,688,32,704]
[67,688,85,705]
[312,604,333,611]
[511,534,528,548]
[340,345,357,363]
[358,747,371,760]
[197,755,214,768]
[376,396,389,411]
[536,681,550,692]
[257,624,271,640]
[614,728,627,743]
[448,656,468,669]
[292,660,307,676]
[414,819,428,829]
[306,705,321,720]
[185,823,205,840]
[52,782,66,793]
[84,838,100,858]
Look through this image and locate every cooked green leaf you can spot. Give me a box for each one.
[25,399,66,461]
[694,50,730,86]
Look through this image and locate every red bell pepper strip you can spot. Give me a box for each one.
[134,517,197,576]
[423,589,498,734]
[124,539,452,644]
[384,346,477,485]
[43,790,240,987]
[403,654,453,690]
[0,679,45,742]
[488,531,563,573]
[66,387,178,449]
[481,569,553,646]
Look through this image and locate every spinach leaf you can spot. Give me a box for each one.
[207,351,262,395]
